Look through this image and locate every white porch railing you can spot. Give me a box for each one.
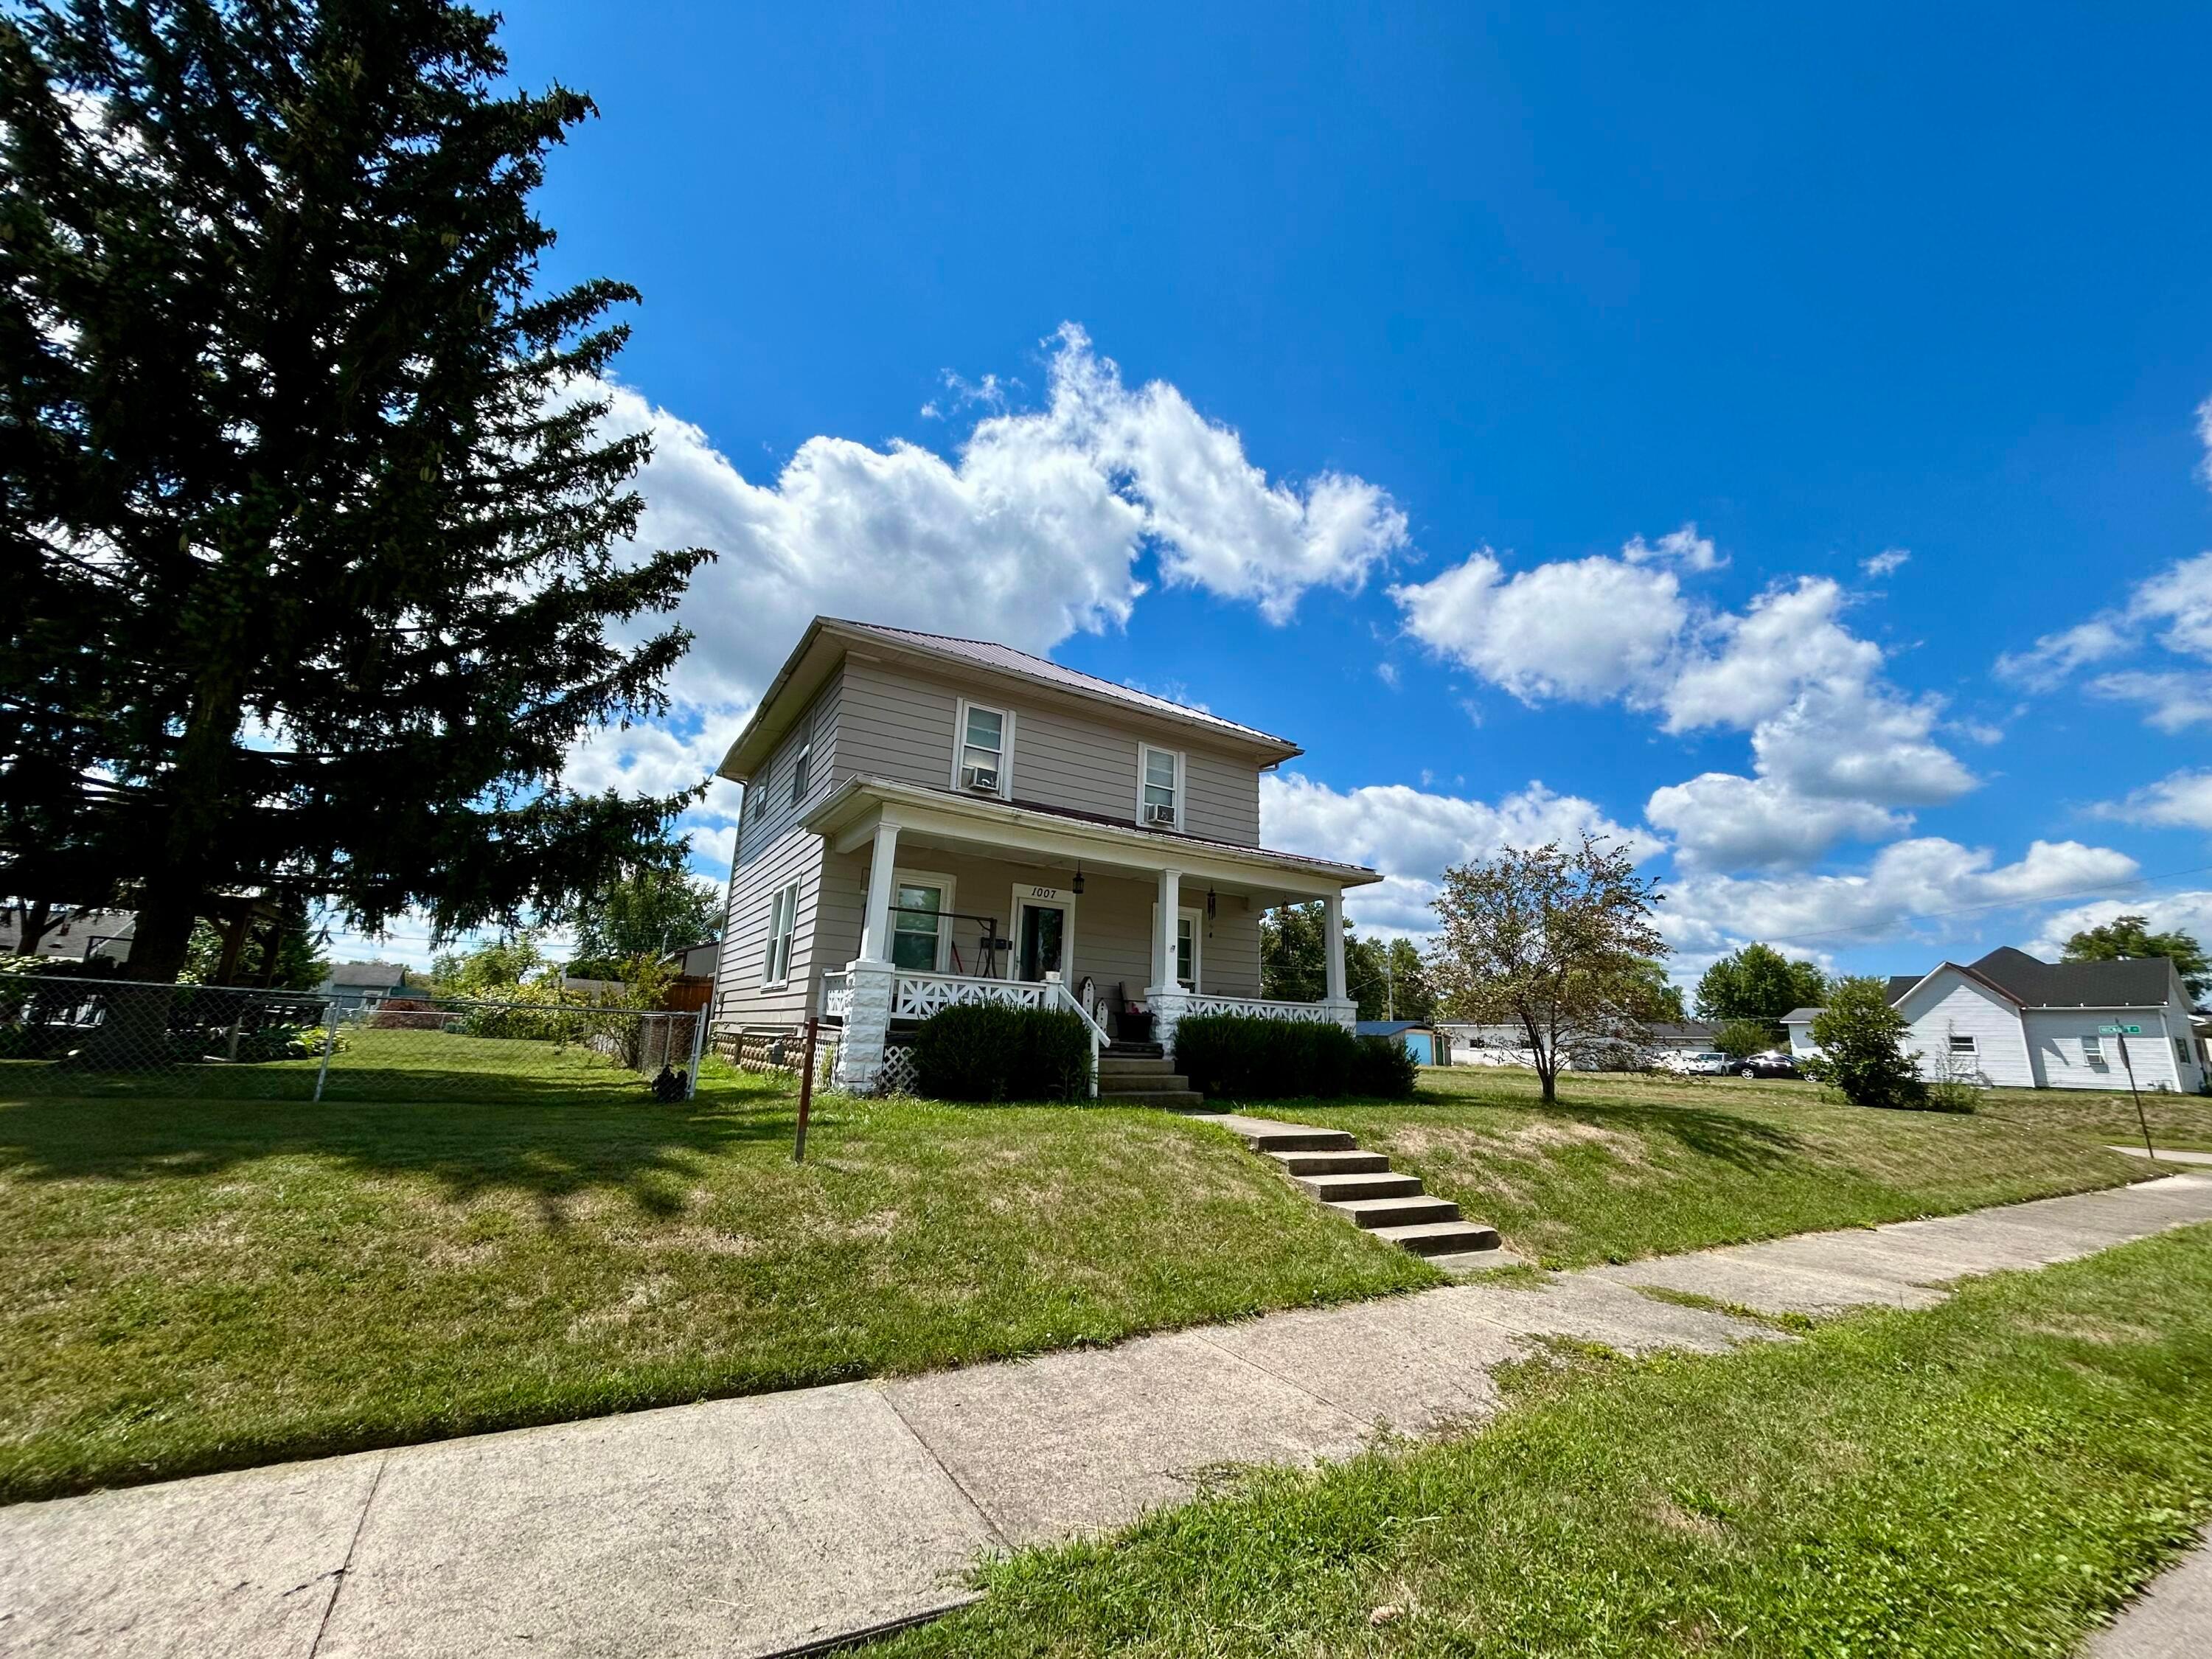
[884,970,1107,1098]
[821,970,853,1023]
[1176,992,1342,1023]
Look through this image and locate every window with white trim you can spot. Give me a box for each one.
[1139,744,1183,828]
[891,877,950,973]
[955,701,1009,796]
[2081,1034,2105,1062]
[790,731,811,804]
[1175,914,1197,990]
[762,882,800,987]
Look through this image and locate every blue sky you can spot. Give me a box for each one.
[357,3,2212,980]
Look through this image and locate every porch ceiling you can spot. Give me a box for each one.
[801,776,1379,901]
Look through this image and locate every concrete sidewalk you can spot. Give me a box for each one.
[7,1169,2212,1659]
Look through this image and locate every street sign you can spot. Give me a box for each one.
[2097,1023,2143,1036]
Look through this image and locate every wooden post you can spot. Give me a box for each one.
[794,1016,818,1163]
[2117,1030,2154,1161]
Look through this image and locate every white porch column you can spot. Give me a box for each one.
[1324,888,1348,1004]
[1151,866,1182,990]
[1147,866,1190,1057]
[857,817,902,963]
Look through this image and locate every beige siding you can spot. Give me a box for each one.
[719,670,844,1025]
[835,655,1265,846]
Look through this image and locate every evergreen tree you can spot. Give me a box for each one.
[0,0,712,988]
[1695,943,1827,1027]
[2062,914,2208,1003]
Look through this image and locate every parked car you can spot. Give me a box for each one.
[1678,1051,1730,1076]
[1734,1051,1801,1079]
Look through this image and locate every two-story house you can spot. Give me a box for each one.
[712,619,1377,1091]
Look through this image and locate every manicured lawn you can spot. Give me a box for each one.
[880,1225,2212,1658]
[1264,1066,2168,1267]
[0,1065,1433,1503]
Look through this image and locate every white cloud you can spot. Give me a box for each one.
[1747,680,1976,806]
[1389,549,1686,704]
[2097,769,2212,833]
[1994,546,2212,717]
[1645,772,1905,869]
[2087,669,2212,731]
[1661,577,1882,733]
[599,322,1407,714]
[1860,547,1910,578]
[2199,392,2212,487]
[1665,838,2141,956]
[1622,523,1723,571]
[2028,891,2212,963]
[1259,772,1652,935]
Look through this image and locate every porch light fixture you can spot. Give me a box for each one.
[1072,864,1085,896]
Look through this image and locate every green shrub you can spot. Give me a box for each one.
[911,1002,1093,1102]
[1173,1015,1415,1100]
[1352,1033,1420,1099]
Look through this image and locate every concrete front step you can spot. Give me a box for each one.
[1329,1194,1463,1231]
[1267,1148,1393,1176]
[1094,1071,1192,1092]
[1372,1220,1504,1256]
[1100,1088,1205,1109]
[1097,1057,1175,1077]
[1233,1125,1358,1153]
[1294,1171,1426,1203]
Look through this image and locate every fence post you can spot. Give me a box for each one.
[312,1001,341,1103]
[684,1005,709,1100]
[794,1016,818,1163]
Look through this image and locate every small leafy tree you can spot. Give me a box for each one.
[1713,1018,1777,1061]
[568,859,722,977]
[1695,943,1827,1026]
[1426,834,1668,1105]
[2062,914,2208,1003]
[1801,976,1926,1109]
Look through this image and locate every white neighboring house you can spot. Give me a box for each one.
[1782,947,2207,1093]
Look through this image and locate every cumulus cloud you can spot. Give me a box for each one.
[1622,524,1723,571]
[1664,838,2140,957]
[1994,619,2132,689]
[1645,773,1905,870]
[2087,669,2212,731]
[1860,547,1910,578]
[2097,768,2212,833]
[1660,577,1882,733]
[1259,772,1651,935]
[1388,549,1687,704]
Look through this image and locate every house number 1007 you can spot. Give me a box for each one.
[1028,886,1062,900]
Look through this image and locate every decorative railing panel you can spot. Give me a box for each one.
[821,970,854,1022]
[892,972,1050,1020]
[1181,993,1339,1023]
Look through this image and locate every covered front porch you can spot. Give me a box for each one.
[801,776,1371,1093]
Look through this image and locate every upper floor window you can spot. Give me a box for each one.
[790,734,812,804]
[956,700,1010,796]
[1139,745,1183,828]
[1947,1034,1976,1055]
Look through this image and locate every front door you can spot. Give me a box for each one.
[1015,900,1067,982]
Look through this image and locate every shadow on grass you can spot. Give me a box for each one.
[0,1072,815,1224]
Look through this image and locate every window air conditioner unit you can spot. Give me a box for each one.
[1146,802,1178,827]
[961,765,1000,793]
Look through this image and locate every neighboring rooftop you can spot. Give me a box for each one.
[1788,949,2183,1017]
[324,960,411,987]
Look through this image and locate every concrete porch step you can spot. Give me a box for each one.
[1294,1171,1426,1203]
[1097,1057,1175,1077]
[1267,1148,1393,1176]
[1371,1220,1504,1256]
[1105,1043,1164,1059]
[1094,1070,1190,1091]
[1230,1124,1359,1153]
[1101,1088,1205,1109]
[1329,1194,1464,1231]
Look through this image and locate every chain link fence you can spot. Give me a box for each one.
[0,973,706,1102]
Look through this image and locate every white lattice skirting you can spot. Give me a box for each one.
[877,1044,921,1094]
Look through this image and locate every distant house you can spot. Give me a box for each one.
[1356,1019,1450,1065]
[1433,1018,1719,1071]
[319,960,414,1011]
[0,906,135,966]
[1782,947,2206,1093]
[661,939,720,979]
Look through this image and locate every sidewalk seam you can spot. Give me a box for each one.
[306,1452,386,1658]
[877,1386,1012,1554]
